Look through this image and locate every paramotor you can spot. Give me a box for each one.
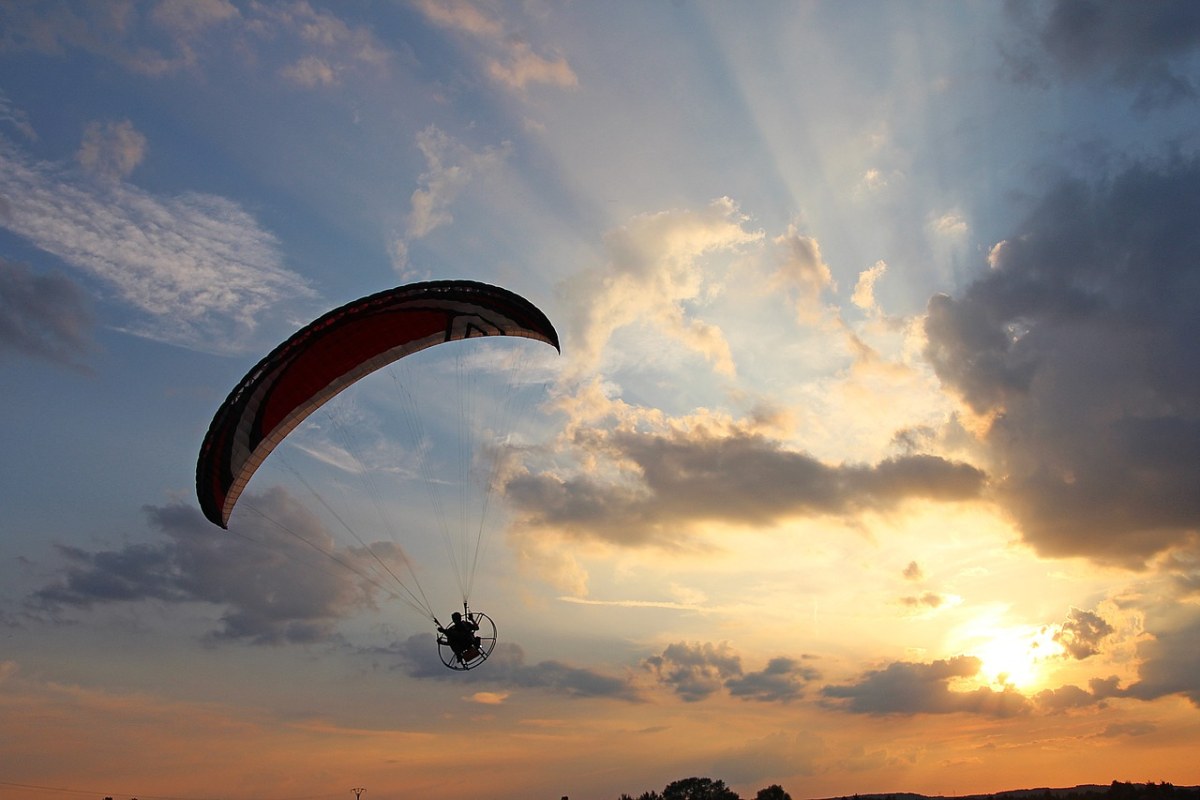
[196,279,559,669]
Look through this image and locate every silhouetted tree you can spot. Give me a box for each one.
[756,786,792,800]
[663,777,741,800]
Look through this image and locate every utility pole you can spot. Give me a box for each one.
[352,788,365,800]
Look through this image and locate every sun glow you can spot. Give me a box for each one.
[970,625,1066,690]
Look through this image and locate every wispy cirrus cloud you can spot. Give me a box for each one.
[0,132,311,352]
[0,1,388,87]
[0,0,237,75]
[0,89,36,141]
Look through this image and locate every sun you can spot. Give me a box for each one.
[971,625,1065,690]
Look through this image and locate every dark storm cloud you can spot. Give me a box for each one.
[822,656,1031,717]
[643,642,819,703]
[0,258,93,365]
[924,157,1200,566]
[384,634,641,700]
[28,488,382,644]
[1125,614,1200,707]
[507,426,985,547]
[1007,0,1200,111]
[1053,607,1114,659]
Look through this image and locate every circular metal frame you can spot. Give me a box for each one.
[437,611,497,671]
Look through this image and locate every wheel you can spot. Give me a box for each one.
[437,611,498,671]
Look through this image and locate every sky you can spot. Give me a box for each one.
[2,2,1200,799]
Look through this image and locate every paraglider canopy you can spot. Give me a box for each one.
[196,279,560,529]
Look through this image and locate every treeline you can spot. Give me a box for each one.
[1091,783,1199,800]
[614,779,1199,800]
[618,776,790,800]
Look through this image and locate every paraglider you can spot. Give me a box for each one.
[196,280,559,670]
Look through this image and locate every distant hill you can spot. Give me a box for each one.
[818,783,1200,800]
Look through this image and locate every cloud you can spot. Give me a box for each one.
[413,0,578,92]
[1053,607,1115,659]
[899,592,945,609]
[505,404,986,549]
[822,655,1032,717]
[486,40,578,91]
[902,560,923,580]
[251,1,391,87]
[1034,0,1200,111]
[928,210,968,241]
[0,135,311,352]
[1096,721,1157,738]
[1125,613,1200,707]
[563,198,763,378]
[280,55,337,87]
[1160,540,1200,597]
[405,126,511,239]
[0,89,36,141]
[0,0,237,75]
[468,691,509,704]
[771,225,835,323]
[644,641,743,702]
[1033,683,1105,714]
[76,119,147,181]
[390,126,511,274]
[725,657,821,703]
[852,260,888,315]
[0,2,389,87]
[0,258,94,365]
[643,642,819,703]
[383,634,641,700]
[924,157,1200,565]
[151,0,239,35]
[28,490,390,644]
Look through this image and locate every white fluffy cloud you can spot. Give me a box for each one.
[563,197,763,379]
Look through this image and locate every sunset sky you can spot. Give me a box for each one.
[2,2,1200,800]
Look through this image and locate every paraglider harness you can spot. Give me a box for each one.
[435,603,497,671]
